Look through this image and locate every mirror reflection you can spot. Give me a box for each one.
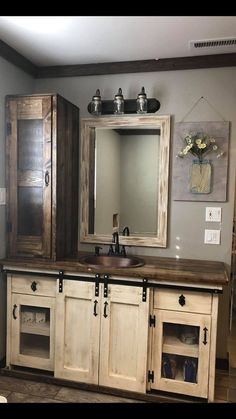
[93,128,160,236]
[80,115,170,248]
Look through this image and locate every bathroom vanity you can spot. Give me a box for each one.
[1,254,228,402]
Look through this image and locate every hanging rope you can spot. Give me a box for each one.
[179,96,226,122]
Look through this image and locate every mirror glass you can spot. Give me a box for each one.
[80,115,170,247]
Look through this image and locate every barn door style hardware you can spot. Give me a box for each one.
[103,274,109,298]
[95,273,100,297]
[58,271,64,293]
[142,278,148,302]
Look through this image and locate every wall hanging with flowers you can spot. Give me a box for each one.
[172,121,230,202]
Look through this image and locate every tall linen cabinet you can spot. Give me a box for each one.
[5,94,79,260]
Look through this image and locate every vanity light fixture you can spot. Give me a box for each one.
[137,86,147,114]
[91,89,102,116]
[87,91,160,115]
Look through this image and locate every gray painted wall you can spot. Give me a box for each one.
[0,63,234,359]
[35,67,236,358]
[0,57,34,360]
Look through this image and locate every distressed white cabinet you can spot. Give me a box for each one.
[55,278,149,393]
[148,288,219,402]
[5,266,222,402]
[7,273,56,371]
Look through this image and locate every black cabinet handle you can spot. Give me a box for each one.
[13,304,17,319]
[45,170,50,186]
[31,281,37,292]
[93,300,98,317]
[103,301,108,318]
[203,327,208,345]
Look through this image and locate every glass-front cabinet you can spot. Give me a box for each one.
[8,274,56,371]
[151,310,211,398]
[10,294,55,370]
[149,288,213,399]
[5,94,79,260]
[6,96,52,258]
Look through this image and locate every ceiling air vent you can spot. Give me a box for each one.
[189,37,236,54]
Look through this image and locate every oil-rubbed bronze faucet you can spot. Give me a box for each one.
[122,226,130,236]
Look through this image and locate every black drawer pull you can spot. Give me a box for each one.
[31,281,37,292]
[179,294,185,306]
[103,301,108,318]
[203,327,208,345]
[93,300,98,317]
[13,304,17,319]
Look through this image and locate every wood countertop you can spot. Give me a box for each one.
[0,253,228,287]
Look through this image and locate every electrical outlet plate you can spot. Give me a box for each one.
[204,229,221,244]
[0,188,6,205]
[205,207,222,222]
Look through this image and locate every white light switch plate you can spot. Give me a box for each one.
[204,229,221,244]
[205,207,222,222]
[0,188,6,205]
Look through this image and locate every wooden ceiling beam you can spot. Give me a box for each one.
[0,39,37,77]
[1,39,236,78]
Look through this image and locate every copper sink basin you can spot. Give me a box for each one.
[79,255,145,269]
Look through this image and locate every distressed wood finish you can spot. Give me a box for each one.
[8,273,56,371]
[99,284,149,393]
[151,309,211,398]
[154,289,212,314]
[1,254,229,286]
[208,294,219,402]
[4,264,224,402]
[55,280,100,384]
[5,94,79,261]
[0,39,37,77]
[6,96,52,258]
[80,115,170,248]
[55,281,149,393]
[36,54,236,78]
[2,36,236,79]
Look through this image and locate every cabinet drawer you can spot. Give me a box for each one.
[154,289,212,314]
[11,275,56,297]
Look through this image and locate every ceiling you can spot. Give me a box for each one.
[0,16,236,67]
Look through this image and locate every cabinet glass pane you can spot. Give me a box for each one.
[18,120,43,170]
[20,305,50,359]
[162,323,200,383]
[18,187,43,235]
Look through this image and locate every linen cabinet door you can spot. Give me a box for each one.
[55,280,100,384]
[6,96,52,258]
[99,283,149,393]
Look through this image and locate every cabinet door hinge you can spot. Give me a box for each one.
[6,122,12,136]
[6,221,12,233]
[149,314,156,327]
[148,370,154,383]
[58,271,64,293]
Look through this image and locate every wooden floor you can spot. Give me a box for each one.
[0,370,231,403]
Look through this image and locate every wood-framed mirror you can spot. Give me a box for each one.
[80,115,170,247]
